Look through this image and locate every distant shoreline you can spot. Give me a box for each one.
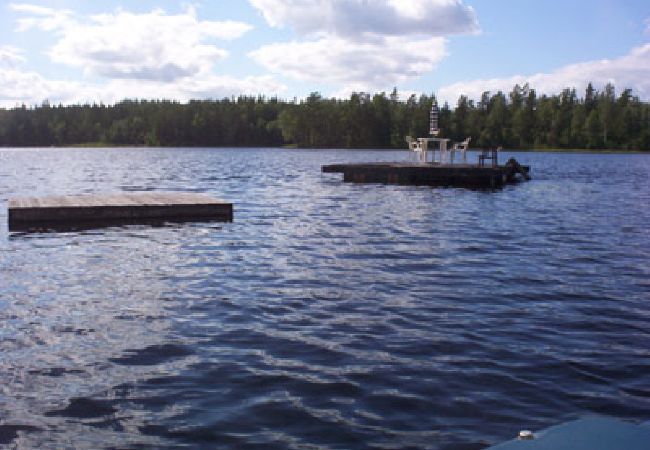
[0,144,648,154]
[500,147,649,154]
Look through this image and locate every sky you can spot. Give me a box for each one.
[0,0,649,107]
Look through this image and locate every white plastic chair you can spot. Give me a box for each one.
[451,137,471,164]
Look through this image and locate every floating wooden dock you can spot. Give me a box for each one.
[322,161,530,188]
[8,192,233,231]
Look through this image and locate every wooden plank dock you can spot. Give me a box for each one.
[8,192,233,231]
[322,162,530,188]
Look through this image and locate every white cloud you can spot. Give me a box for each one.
[0,68,286,107]
[0,47,58,107]
[248,0,476,95]
[0,66,83,107]
[95,75,286,104]
[12,5,252,82]
[438,44,650,104]
[1,7,285,106]
[250,35,446,94]
[10,3,74,31]
[249,0,478,37]
[0,45,26,68]
[0,58,286,107]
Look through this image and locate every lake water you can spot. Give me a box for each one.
[1,147,649,449]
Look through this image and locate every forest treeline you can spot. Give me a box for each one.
[0,83,649,150]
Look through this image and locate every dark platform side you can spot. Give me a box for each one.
[322,162,530,188]
[8,192,233,232]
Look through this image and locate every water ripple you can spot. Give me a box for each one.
[0,148,649,449]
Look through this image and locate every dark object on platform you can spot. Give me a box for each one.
[478,147,500,167]
[322,160,530,188]
[8,192,233,231]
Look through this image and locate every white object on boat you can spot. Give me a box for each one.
[518,430,534,440]
[486,417,650,450]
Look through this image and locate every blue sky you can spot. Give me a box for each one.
[0,0,648,107]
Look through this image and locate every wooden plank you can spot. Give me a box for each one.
[8,192,233,231]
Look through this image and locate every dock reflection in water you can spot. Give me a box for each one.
[0,147,649,449]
